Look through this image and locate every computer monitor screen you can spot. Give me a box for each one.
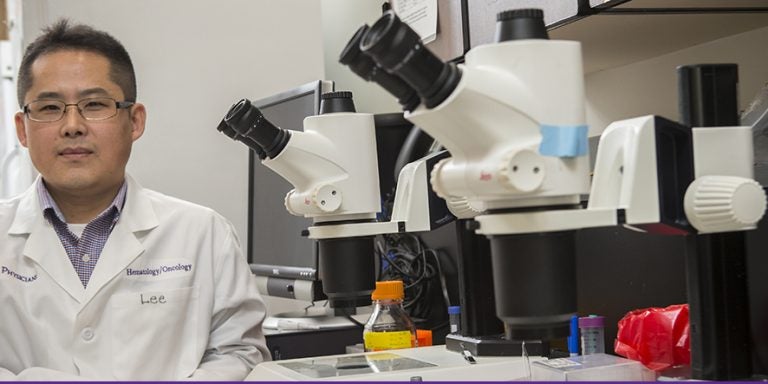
[248,80,334,278]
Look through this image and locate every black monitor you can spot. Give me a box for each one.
[248,80,334,300]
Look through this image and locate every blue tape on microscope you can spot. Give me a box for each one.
[539,124,589,157]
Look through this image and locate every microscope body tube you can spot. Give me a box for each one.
[318,236,377,308]
[490,231,577,340]
[406,39,590,211]
[262,112,382,221]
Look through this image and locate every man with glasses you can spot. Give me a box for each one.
[0,19,269,380]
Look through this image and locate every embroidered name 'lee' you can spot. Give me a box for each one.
[140,293,167,304]
[1,266,38,283]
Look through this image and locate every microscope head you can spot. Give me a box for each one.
[218,91,382,309]
[342,8,587,342]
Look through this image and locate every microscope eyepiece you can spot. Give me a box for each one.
[495,8,549,42]
[339,25,372,69]
[339,25,420,112]
[224,99,291,159]
[216,117,267,160]
[319,91,357,114]
[360,11,460,109]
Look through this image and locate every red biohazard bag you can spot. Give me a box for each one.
[614,304,690,371]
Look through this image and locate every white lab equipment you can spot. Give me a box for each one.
[218,91,455,309]
[245,345,542,381]
[0,144,36,198]
[350,8,766,344]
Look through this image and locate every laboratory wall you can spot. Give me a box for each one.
[21,0,326,248]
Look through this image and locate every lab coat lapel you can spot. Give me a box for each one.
[11,181,86,302]
[81,220,143,305]
[81,176,159,307]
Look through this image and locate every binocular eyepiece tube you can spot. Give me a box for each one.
[339,24,421,112]
[359,11,461,109]
[216,118,267,160]
[336,11,461,110]
[222,99,291,159]
[342,8,549,110]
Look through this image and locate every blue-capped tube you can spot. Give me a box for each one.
[567,315,579,357]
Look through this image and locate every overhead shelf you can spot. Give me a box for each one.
[549,0,768,73]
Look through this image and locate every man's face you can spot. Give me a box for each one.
[15,49,145,196]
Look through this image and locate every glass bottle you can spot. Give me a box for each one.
[363,280,417,352]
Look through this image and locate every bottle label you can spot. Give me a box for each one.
[364,330,413,351]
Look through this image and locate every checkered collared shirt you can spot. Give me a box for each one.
[37,179,127,287]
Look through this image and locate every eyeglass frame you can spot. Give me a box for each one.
[22,97,136,123]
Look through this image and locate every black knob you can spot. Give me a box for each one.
[495,8,549,42]
[320,91,357,114]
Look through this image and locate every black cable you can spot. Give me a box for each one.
[373,232,454,325]
[345,315,366,328]
[427,248,452,310]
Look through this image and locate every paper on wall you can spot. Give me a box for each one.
[390,0,438,44]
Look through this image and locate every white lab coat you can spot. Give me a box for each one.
[0,175,270,380]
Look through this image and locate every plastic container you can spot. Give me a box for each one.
[579,315,605,355]
[531,353,656,381]
[363,280,417,351]
[448,306,461,334]
[416,329,432,347]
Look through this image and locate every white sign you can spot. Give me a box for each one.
[390,0,438,43]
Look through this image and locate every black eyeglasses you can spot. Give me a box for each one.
[23,97,135,122]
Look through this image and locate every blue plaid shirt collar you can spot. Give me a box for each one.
[36,178,128,287]
[36,179,128,224]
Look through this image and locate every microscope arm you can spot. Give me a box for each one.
[475,115,766,236]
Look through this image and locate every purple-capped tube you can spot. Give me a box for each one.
[578,315,605,355]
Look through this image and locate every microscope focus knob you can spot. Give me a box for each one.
[429,157,453,200]
[445,197,486,219]
[498,149,545,193]
[312,184,343,213]
[284,190,300,216]
[684,176,767,233]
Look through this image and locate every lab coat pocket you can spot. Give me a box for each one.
[110,286,199,380]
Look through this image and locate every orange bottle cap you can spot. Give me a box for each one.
[371,280,405,300]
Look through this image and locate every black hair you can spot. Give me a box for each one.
[17,19,136,107]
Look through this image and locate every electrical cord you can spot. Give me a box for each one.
[375,233,453,327]
[345,314,366,328]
